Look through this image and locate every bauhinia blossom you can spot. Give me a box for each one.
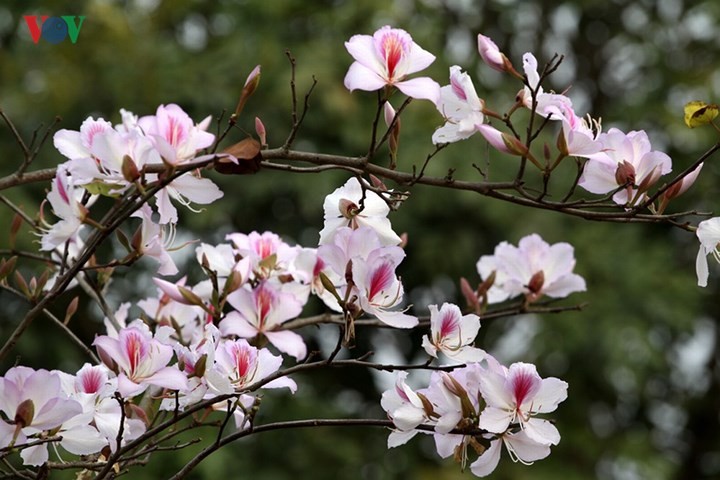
[344,25,440,102]
[380,372,430,447]
[432,66,485,145]
[319,177,401,246]
[220,282,306,360]
[477,233,586,304]
[578,128,672,205]
[93,323,188,397]
[40,165,90,251]
[478,361,568,446]
[696,217,720,287]
[0,367,84,465]
[422,303,485,363]
[137,103,214,165]
[352,245,418,328]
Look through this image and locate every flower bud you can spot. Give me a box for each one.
[234,65,261,117]
[121,155,141,182]
[255,117,267,147]
[527,270,545,295]
[460,277,479,311]
[14,399,35,427]
[615,160,636,186]
[664,163,703,201]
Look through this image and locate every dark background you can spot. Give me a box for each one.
[1,0,719,478]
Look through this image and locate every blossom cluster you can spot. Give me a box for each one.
[381,358,568,477]
[5,24,657,476]
[345,25,720,287]
[40,104,227,275]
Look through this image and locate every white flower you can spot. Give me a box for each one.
[696,217,720,287]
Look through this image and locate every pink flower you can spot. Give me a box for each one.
[0,367,84,465]
[225,231,299,280]
[477,233,586,304]
[344,26,440,102]
[520,53,576,122]
[432,66,485,145]
[380,372,429,447]
[578,128,672,205]
[352,246,418,328]
[220,282,306,360]
[213,338,297,393]
[93,324,188,398]
[54,116,113,161]
[319,177,401,246]
[138,104,215,165]
[422,303,485,363]
[478,362,567,446]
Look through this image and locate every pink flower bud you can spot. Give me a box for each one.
[255,117,267,146]
[477,34,505,71]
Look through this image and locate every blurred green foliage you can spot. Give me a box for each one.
[1,0,720,478]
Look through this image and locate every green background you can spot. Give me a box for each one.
[1,0,719,478]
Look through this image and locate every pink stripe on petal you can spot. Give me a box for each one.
[439,309,460,338]
[368,261,395,300]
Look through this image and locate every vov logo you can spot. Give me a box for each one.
[23,16,86,44]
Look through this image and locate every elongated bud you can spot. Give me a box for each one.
[416,392,436,418]
[477,124,517,155]
[193,354,208,378]
[121,155,141,182]
[319,271,341,302]
[178,285,204,307]
[14,271,30,298]
[477,270,496,296]
[9,214,22,249]
[255,117,267,147]
[224,269,244,294]
[131,224,144,253]
[234,65,261,117]
[344,259,354,285]
[14,399,35,427]
[664,163,703,200]
[501,133,529,156]
[0,256,17,281]
[369,174,388,191]
[384,102,401,167]
[556,128,569,157]
[636,165,661,194]
[441,373,475,418]
[65,296,79,325]
[477,34,521,78]
[460,277,479,311]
